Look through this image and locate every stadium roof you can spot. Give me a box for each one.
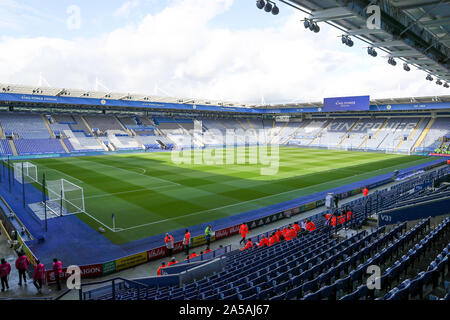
[1,83,449,111]
[258,94,450,108]
[283,0,450,84]
[0,83,256,109]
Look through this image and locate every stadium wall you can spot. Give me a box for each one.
[378,197,450,226]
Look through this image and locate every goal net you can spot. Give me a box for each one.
[46,178,85,216]
[14,162,38,184]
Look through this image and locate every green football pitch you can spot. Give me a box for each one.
[26,147,433,244]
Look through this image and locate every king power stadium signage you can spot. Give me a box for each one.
[323,95,370,112]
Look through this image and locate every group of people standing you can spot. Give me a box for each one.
[0,251,63,294]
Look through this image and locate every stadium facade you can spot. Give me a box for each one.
[0,84,449,300]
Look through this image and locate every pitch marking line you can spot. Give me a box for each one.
[59,158,180,187]
[109,157,432,232]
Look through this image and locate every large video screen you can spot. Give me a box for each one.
[323,95,370,112]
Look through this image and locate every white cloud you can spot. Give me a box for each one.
[0,0,447,104]
[113,0,141,18]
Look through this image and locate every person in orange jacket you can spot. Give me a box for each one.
[189,252,198,259]
[183,229,191,256]
[363,186,369,197]
[241,239,253,251]
[204,247,212,254]
[293,222,301,233]
[239,223,249,245]
[164,233,174,257]
[346,209,352,221]
[268,233,276,246]
[157,262,166,276]
[283,227,291,241]
[276,229,284,241]
[258,236,269,247]
[274,232,280,243]
[167,258,178,266]
[305,220,317,232]
[289,227,297,240]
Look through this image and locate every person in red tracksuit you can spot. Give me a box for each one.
[15,252,30,286]
[239,223,249,245]
[52,258,63,291]
[33,259,45,294]
[293,222,301,233]
[0,258,11,292]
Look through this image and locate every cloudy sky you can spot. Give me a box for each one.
[0,0,448,104]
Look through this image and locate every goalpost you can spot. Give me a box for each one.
[46,178,85,217]
[14,162,38,184]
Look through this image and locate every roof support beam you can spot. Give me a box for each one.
[346,28,389,36]
[371,40,410,47]
[310,7,356,20]
[389,50,426,57]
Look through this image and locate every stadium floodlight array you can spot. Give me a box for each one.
[444,83,449,88]
[403,63,411,72]
[341,35,353,47]
[303,19,320,33]
[436,79,442,86]
[367,47,377,57]
[388,57,397,66]
[46,178,85,217]
[426,74,433,81]
[256,0,279,15]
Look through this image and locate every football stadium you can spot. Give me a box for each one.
[0,0,449,308]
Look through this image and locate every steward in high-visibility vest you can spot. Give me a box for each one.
[157,262,166,276]
[363,187,369,197]
[274,232,280,243]
[167,258,178,266]
[306,221,317,232]
[258,236,269,247]
[268,234,276,246]
[293,223,301,232]
[346,210,352,221]
[337,215,346,225]
[239,223,249,245]
[241,240,253,251]
[330,216,337,227]
[276,229,284,241]
[289,228,297,239]
[164,233,174,257]
[183,229,191,255]
[283,228,292,241]
[189,252,197,259]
